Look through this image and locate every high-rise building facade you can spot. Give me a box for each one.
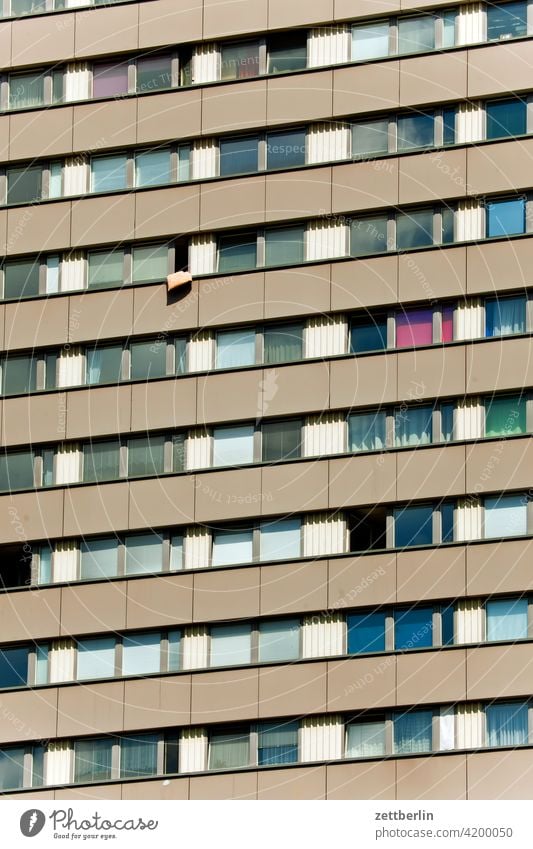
[0,0,532,802]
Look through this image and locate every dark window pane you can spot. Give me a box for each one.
[350,316,387,353]
[441,501,455,542]
[397,113,435,150]
[394,606,433,649]
[93,61,128,97]
[218,233,257,273]
[2,356,37,395]
[0,646,28,687]
[45,353,58,390]
[6,166,42,205]
[487,1,527,40]
[394,709,433,753]
[136,55,172,93]
[442,107,456,145]
[0,452,35,491]
[268,35,307,74]
[485,296,526,336]
[394,504,433,547]
[349,506,387,552]
[87,346,123,385]
[441,604,455,645]
[120,734,158,778]
[74,738,113,783]
[265,226,305,266]
[263,323,303,363]
[83,441,120,482]
[3,259,40,300]
[396,209,434,249]
[486,98,527,139]
[351,216,388,255]
[0,748,25,791]
[352,119,389,158]
[258,721,299,765]
[486,198,525,237]
[347,611,386,654]
[442,207,455,244]
[266,129,306,170]
[219,136,259,176]
[130,340,167,380]
[128,436,165,477]
[221,42,260,80]
[262,419,302,462]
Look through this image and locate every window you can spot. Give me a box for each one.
[74,738,113,783]
[258,721,299,764]
[350,315,388,353]
[351,215,388,255]
[487,1,527,40]
[265,225,305,266]
[122,632,161,676]
[3,258,40,300]
[393,709,433,753]
[83,440,120,482]
[88,249,124,289]
[120,734,158,778]
[208,729,250,770]
[125,533,164,575]
[11,0,46,13]
[175,338,187,375]
[443,107,456,145]
[349,411,386,452]
[128,435,165,477]
[2,355,37,395]
[130,340,167,380]
[80,538,119,580]
[0,543,33,589]
[77,637,115,680]
[396,208,434,249]
[397,15,435,54]
[262,419,302,462]
[347,611,386,654]
[219,136,259,176]
[93,61,129,97]
[0,646,28,688]
[0,451,35,491]
[394,607,433,649]
[352,21,390,60]
[0,747,25,790]
[485,295,526,336]
[86,345,123,386]
[484,494,527,538]
[486,98,527,140]
[486,198,525,237]
[172,434,186,472]
[260,518,301,561]
[218,232,257,273]
[258,619,300,662]
[221,41,260,81]
[135,149,171,187]
[394,404,433,447]
[485,395,527,437]
[216,328,256,368]
[352,118,389,158]
[394,504,434,547]
[132,243,168,283]
[396,308,433,347]
[213,425,255,466]
[91,154,128,193]
[346,719,386,757]
[486,598,528,641]
[263,323,303,363]
[136,55,172,93]
[486,702,528,747]
[441,501,455,543]
[441,304,454,342]
[9,72,45,109]
[167,629,181,671]
[441,604,455,645]
[268,34,307,74]
[6,166,42,205]
[266,129,306,170]
[349,506,387,551]
[210,624,252,667]
[212,529,254,566]
[397,113,435,151]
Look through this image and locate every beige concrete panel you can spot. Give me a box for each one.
[399,246,466,302]
[466,539,533,597]
[0,690,57,745]
[126,573,194,629]
[192,567,260,621]
[203,0,267,38]
[467,41,533,98]
[331,255,398,311]
[396,444,466,502]
[264,264,330,318]
[468,643,533,700]
[466,338,533,395]
[9,108,74,159]
[133,283,199,334]
[123,676,191,730]
[0,490,64,543]
[4,297,69,350]
[397,345,466,399]
[202,81,267,135]
[399,53,467,105]
[122,778,190,799]
[269,0,333,27]
[466,438,533,494]
[70,194,135,247]
[0,587,61,643]
[329,355,398,409]
[189,772,257,800]
[397,546,466,604]
[258,662,327,716]
[257,766,326,799]
[138,0,203,47]
[0,117,8,163]
[260,461,330,515]
[3,790,55,799]
[130,378,196,431]
[0,22,11,69]
[327,656,396,711]
[396,754,467,800]
[56,785,122,800]
[196,368,263,423]
[467,139,533,196]
[72,100,137,152]
[333,64,400,116]
[399,148,467,204]
[327,553,396,610]
[265,167,332,222]
[57,681,125,736]
[128,476,196,527]
[74,4,139,57]
[60,582,128,636]
[11,14,75,65]
[63,482,129,536]
[67,289,134,344]
[267,71,333,125]
[260,560,329,615]
[198,272,265,327]
[396,649,466,705]
[335,0,399,15]
[328,453,397,508]
[136,89,202,145]
[193,468,262,522]
[134,185,200,239]
[2,393,67,445]
[191,668,259,723]
[65,386,132,440]
[332,160,399,215]
[0,210,6,255]
[467,749,533,799]
[466,239,533,295]
[258,361,330,417]
[326,760,396,800]
[6,202,71,255]
[200,175,266,230]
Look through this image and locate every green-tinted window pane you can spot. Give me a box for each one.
[136,55,172,93]
[351,216,388,255]
[125,533,163,575]
[132,244,168,283]
[266,129,306,170]
[486,395,526,437]
[265,226,305,267]
[83,441,120,482]
[0,748,25,791]
[219,136,259,176]
[3,356,37,395]
[130,340,167,380]
[88,250,124,289]
[86,346,123,385]
[175,337,187,374]
[0,452,34,491]
[128,436,165,477]
[7,166,42,205]
[268,35,307,73]
[168,630,181,671]
[218,233,257,273]
[74,738,113,783]
[178,144,191,181]
[12,0,47,14]
[172,434,186,472]
[352,119,389,158]
[80,538,119,580]
[262,419,302,462]
[441,207,455,244]
[135,150,171,187]
[221,41,260,81]
[120,734,159,778]
[3,259,40,299]
[396,209,434,249]
[442,107,456,145]
[45,353,58,389]
[264,323,303,363]
[397,113,435,151]
[208,730,249,769]
[398,16,435,54]
[9,72,44,109]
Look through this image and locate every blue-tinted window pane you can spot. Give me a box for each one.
[219,136,259,176]
[266,129,306,170]
[442,107,456,145]
[349,411,386,452]
[394,607,433,649]
[122,633,161,676]
[265,226,305,267]
[351,216,388,255]
[91,154,127,193]
[260,518,301,561]
[125,533,164,575]
[394,405,433,447]
[395,505,433,547]
[218,233,257,273]
[485,296,526,337]
[441,501,455,543]
[347,611,386,654]
[486,702,528,747]
[80,538,119,580]
[216,328,256,369]
[0,748,25,790]
[484,495,527,538]
[352,119,389,158]
[394,709,433,753]
[397,15,435,54]
[258,721,298,765]
[77,637,115,680]
[352,22,389,60]
[396,209,434,249]
[486,198,525,237]
[486,597,528,641]
[0,647,28,688]
[350,317,387,353]
[487,1,527,40]
[441,604,455,645]
[212,529,254,566]
[486,99,527,140]
[397,113,435,151]
[2,355,37,395]
[135,149,171,187]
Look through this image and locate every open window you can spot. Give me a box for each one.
[0,543,33,589]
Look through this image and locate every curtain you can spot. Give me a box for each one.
[184,527,211,570]
[216,329,256,369]
[441,305,454,342]
[396,308,433,347]
[92,62,128,97]
[210,624,252,667]
[80,538,118,580]
[212,530,253,566]
[439,707,455,751]
[486,296,526,337]
[486,598,528,641]
[213,426,254,466]
[394,710,433,754]
[349,411,386,452]
[128,436,165,477]
[179,728,208,773]
[10,72,44,109]
[260,519,301,561]
[486,703,528,747]
[346,720,386,757]
[258,619,300,662]
[120,734,158,778]
[208,732,249,769]
[258,721,299,765]
[302,613,344,658]
[77,637,116,680]
[74,738,113,783]
[307,26,350,67]
[125,534,164,574]
[394,405,433,447]
[122,633,161,676]
[182,626,209,669]
[264,324,303,363]
[485,396,526,437]
[300,715,343,761]
[484,495,527,538]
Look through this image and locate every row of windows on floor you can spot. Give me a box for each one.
[0,2,528,111]
[0,595,529,691]
[0,388,529,492]
[1,0,121,18]
[3,95,530,206]
[1,494,530,589]
[0,699,530,791]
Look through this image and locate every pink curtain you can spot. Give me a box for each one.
[441,305,454,343]
[396,308,433,348]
